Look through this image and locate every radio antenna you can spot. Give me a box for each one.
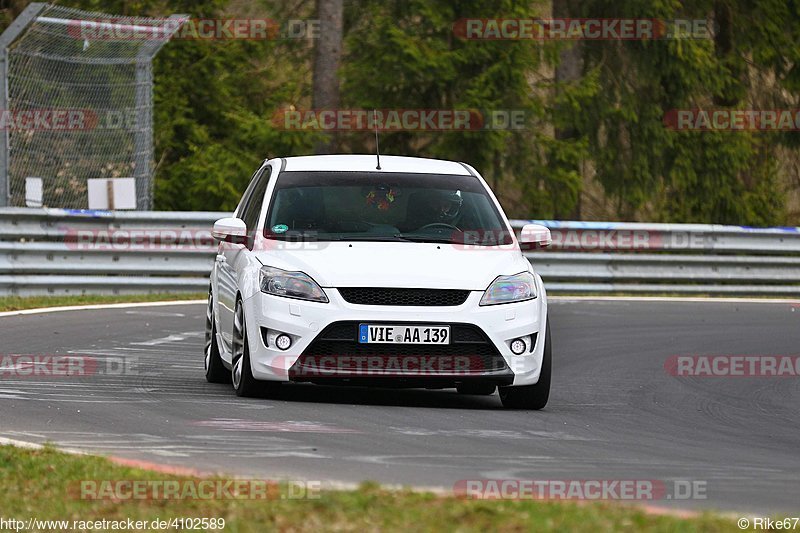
[373,109,381,170]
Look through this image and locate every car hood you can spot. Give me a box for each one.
[253,241,530,290]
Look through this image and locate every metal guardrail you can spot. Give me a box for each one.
[1,208,799,296]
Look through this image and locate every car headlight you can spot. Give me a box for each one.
[260,266,328,303]
[479,272,537,306]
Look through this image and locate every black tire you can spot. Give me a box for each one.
[205,290,230,384]
[499,319,551,410]
[456,383,497,395]
[231,299,262,397]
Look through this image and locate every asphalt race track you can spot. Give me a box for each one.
[1,299,798,514]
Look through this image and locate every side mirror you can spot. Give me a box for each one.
[518,223,551,250]
[212,217,247,244]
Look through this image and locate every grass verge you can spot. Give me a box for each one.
[0,293,206,312]
[0,444,750,532]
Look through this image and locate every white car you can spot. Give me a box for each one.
[205,155,552,409]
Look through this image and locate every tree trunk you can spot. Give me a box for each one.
[552,0,583,219]
[553,0,582,84]
[712,0,742,107]
[312,0,344,154]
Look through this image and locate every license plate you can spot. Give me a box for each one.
[358,324,450,344]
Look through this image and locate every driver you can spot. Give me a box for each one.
[417,190,463,227]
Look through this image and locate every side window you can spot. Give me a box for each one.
[235,168,261,219]
[240,166,272,249]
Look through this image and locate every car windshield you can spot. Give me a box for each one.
[263,171,513,245]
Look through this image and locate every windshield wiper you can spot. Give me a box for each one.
[323,235,409,242]
[320,235,457,244]
[393,234,459,244]
[395,233,513,246]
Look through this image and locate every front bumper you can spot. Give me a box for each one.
[241,276,548,387]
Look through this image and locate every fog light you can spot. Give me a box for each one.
[510,338,526,355]
[276,334,292,351]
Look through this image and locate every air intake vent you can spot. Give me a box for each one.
[338,288,470,306]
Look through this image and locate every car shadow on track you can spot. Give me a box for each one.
[285,385,506,409]
[216,382,510,410]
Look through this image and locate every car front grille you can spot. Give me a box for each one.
[337,287,470,306]
[289,321,509,378]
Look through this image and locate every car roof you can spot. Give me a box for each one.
[279,155,472,175]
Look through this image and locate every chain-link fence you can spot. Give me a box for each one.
[0,3,185,210]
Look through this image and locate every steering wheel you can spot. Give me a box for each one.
[417,222,460,232]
